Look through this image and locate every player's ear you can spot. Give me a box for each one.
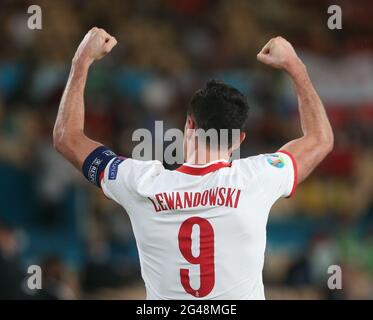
[239,132,246,144]
[186,116,196,130]
[230,132,246,153]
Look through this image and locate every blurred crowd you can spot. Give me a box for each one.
[0,0,372,299]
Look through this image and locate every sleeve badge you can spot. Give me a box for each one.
[266,154,285,168]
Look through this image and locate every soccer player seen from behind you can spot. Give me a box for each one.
[54,28,333,299]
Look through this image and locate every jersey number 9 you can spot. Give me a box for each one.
[178,217,215,297]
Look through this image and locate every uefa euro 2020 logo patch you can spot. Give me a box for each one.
[266,154,285,168]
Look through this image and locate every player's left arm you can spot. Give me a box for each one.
[53,27,117,170]
[257,37,334,185]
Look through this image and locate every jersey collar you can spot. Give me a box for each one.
[176,160,232,176]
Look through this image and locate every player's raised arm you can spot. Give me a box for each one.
[257,36,334,184]
[53,27,117,170]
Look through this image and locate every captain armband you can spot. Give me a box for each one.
[82,146,116,187]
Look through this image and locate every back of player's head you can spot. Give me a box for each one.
[187,80,249,145]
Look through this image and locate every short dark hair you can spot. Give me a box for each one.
[187,80,249,145]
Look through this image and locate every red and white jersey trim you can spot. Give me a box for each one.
[176,160,232,176]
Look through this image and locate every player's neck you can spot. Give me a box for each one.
[184,149,230,165]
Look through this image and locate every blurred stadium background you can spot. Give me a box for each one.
[0,0,372,299]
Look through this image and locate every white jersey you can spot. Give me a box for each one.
[100,151,296,300]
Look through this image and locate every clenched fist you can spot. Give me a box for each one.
[257,36,302,73]
[73,27,117,65]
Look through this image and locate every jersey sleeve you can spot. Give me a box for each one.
[82,146,164,207]
[100,158,164,206]
[241,150,297,200]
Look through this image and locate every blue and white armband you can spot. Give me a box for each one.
[82,146,116,187]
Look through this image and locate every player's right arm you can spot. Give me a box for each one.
[53,27,163,207]
[257,36,334,184]
[53,27,117,171]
